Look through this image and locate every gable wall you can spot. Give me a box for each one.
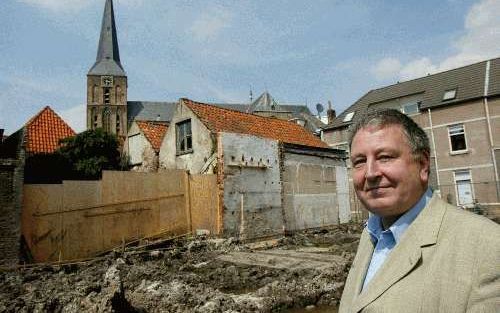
[159,103,215,174]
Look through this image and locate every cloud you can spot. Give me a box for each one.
[188,6,232,41]
[17,0,143,13]
[372,0,500,82]
[59,103,86,133]
[370,57,401,80]
[400,57,438,81]
[17,0,92,13]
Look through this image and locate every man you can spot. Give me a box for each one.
[339,109,500,313]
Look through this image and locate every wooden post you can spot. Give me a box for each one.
[184,171,192,234]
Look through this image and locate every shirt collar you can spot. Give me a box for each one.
[366,187,433,244]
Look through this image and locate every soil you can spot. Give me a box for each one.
[0,223,363,313]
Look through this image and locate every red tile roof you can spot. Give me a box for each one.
[25,106,76,154]
[182,98,328,148]
[136,121,169,152]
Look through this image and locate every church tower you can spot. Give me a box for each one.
[87,0,127,139]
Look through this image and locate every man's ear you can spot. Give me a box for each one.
[419,151,431,182]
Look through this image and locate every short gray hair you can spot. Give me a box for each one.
[348,109,430,161]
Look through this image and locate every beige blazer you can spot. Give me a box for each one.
[339,194,500,313]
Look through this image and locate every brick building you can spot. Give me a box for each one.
[0,106,75,265]
[323,58,500,220]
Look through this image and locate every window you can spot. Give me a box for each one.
[401,102,419,115]
[176,119,192,154]
[103,88,111,105]
[455,170,473,205]
[443,89,457,101]
[448,124,467,152]
[343,111,355,122]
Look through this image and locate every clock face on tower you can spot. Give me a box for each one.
[101,76,114,87]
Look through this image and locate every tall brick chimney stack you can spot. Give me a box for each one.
[326,100,336,124]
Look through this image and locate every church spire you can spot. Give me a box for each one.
[88,0,126,76]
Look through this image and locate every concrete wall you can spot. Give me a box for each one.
[159,102,216,174]
[282,150,348,231]
[219,132,283,239]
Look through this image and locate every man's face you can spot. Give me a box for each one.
[350,124,429,217]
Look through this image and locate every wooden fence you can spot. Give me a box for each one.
[22,170,218,263]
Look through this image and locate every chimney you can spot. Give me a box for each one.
[0,129,4,143]
[326,100,336,124]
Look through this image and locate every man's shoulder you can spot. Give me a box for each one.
[438,200,500,239]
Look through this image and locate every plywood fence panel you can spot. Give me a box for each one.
[22,170,195,262]
[189,174,218,235]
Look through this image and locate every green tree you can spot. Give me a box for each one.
[57,129,128,180]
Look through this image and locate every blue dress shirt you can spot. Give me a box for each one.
[362,188,433,291]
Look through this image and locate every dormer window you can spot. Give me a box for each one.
[343,111,355,122]
[402,102,419,115]
[443,89,457,101]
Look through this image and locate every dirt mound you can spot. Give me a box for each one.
[0,223,362,312]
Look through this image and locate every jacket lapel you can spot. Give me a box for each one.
[352,194,446,312]
[350,231,375,296]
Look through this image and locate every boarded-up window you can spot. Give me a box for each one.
[455,169,473,205]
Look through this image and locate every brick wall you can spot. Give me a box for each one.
[0,129,25,266]
[0,159,25,266]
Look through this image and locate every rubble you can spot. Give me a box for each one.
[0,223,363,312]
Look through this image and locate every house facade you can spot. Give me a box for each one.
[323,58,500,220]
[159,99,349,238]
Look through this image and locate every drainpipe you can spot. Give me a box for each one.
[483,60,500,200]
[427,108,440,188]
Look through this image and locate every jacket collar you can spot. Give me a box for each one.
[352,193,446,312]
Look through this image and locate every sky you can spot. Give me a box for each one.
[1,0,500,135]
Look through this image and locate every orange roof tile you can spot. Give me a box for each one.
[182,98,328,148]
[25,106,76,154]
[136,121,169,152]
